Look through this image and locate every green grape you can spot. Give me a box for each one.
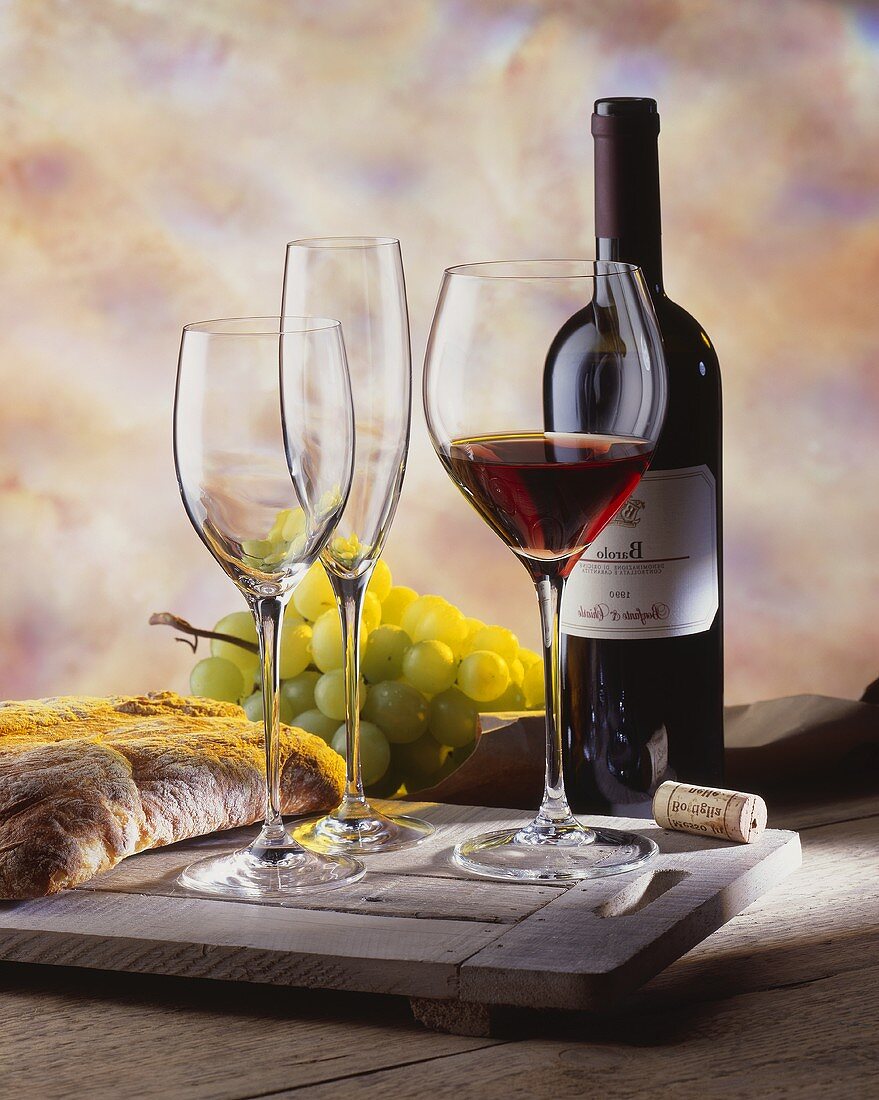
[278,688,296,725]
[457,650,510,703]
[400,594,447,639]
[413,600,467,655]
[362,590,382,632]
[462,617,485,652]
[327,531,368,568]
[523,660,545,709]
[484,682,527,712]
[278,620,312,679]
[467,625,519,664]
[265,511,287,543]
[210,611,260,682]
[365,763,403,799]
[331,721,390,785]
[262,545,292,566]
[267,507,306,544]
[280,670,320,717]
[382,585,418,627]
[292,562,335,621]
[403,640,456,695]
[508,658,525,686]
[314,669,348,721]
[190,656,245,703]
[240,537,274,561]
[317,485,345,519]
[428,687,479,748]
[393,732,447,786]
[362,680,428,743]
[517,647,541,670]
[293,708,340,744]
[310,609,367,672]
[242,688,294,725]
[310,609,343,672]
[362,625,411,684]
[367,558,393,603]
[242,690,263,722]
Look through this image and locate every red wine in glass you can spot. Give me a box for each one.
[423,258,667,883]
[444,432,653,579]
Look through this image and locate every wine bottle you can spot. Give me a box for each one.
[544,97,724,815]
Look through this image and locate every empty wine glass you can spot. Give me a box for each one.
[174,316,364,896]
[283,237,434,854]
[424,261,668,881]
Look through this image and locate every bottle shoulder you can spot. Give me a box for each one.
[655,295,720,372]
[650,293,721,471]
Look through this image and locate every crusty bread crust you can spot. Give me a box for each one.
[0,692,345,899]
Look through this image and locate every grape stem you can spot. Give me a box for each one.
[148,612,260,655]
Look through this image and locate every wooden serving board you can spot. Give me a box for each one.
[0,801,801,1035]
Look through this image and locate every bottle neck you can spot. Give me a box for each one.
[593,111,665,299]
[597,237,664,300]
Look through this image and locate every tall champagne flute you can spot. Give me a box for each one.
[174,316,364,896]
[424,261,668,881]
[283,238,434,853]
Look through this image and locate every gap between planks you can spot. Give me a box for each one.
[264,964,879,1100]
[77,867,565,926]
[234,1040,518,1100]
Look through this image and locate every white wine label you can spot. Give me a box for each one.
[561,465,718,640]
[646,727,670,788]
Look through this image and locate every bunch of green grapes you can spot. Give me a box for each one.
[189,560,544,796]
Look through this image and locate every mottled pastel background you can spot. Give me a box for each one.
[1,0,877,705]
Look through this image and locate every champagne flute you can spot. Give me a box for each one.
[174,316,364,896]
[423,261,668,881]
[283,238,434,854]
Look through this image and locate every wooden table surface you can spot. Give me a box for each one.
[0,790,876,1099]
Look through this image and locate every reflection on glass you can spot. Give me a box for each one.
[174,316,364,897]
[284,237,434,854]
[423,261,668,882]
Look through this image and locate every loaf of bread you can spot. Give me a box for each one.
[0,692,345,899]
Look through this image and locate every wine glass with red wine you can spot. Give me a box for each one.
[423,260,668,881]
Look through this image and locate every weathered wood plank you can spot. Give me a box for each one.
[458,823,801,1010]
[0,964,503,1100]
[410,813,879,1030]
[769,789,879,831]
[0,804,802,1016]
[632,813,879,1007]
[279,964,879,1099]
[0,804,875,1097]
[345,801,537,879]
[0,889,505,999]
[80,843,560,924]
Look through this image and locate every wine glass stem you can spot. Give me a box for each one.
[534,573,579,831]
[252,594,289,844]
[331,567,372,817]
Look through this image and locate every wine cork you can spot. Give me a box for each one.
[653,781,767,844]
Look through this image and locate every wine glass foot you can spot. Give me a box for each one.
[178,835,364,899]
[453,822,657,882]
[292,807,435,855]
